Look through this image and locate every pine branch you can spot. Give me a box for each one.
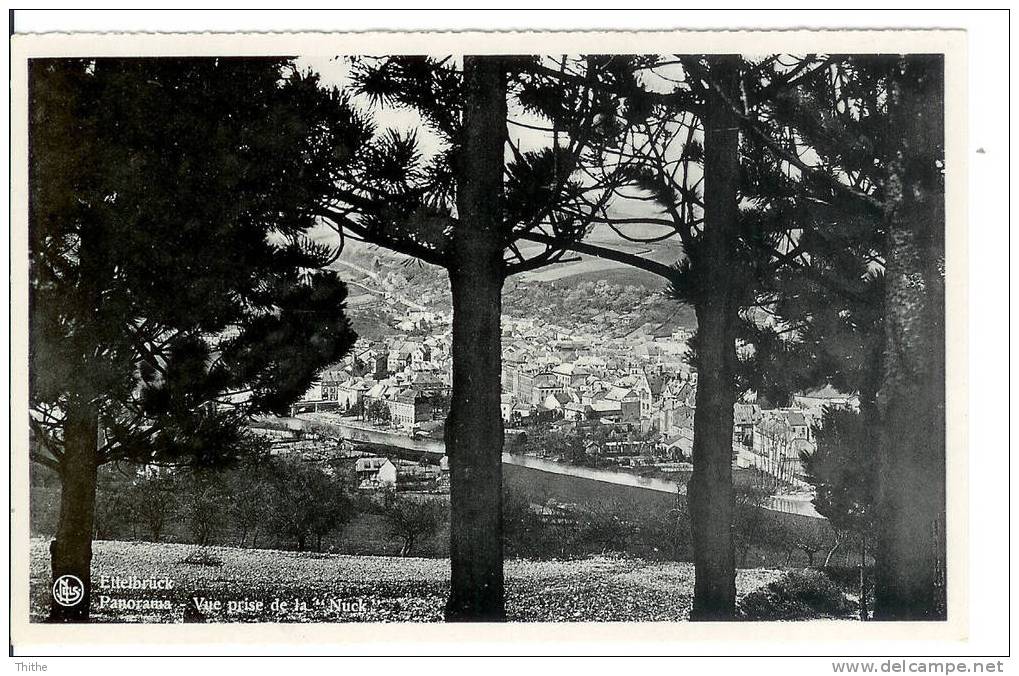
[703,75,884,214]
[507,249,582,275]
[317,206,449,269]
[29,450,61,473]
[523,61,703,116]
[29,416,64,461]
[98,422,163,465]
[751,55,833,105]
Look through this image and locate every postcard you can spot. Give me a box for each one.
[9,27,968,650]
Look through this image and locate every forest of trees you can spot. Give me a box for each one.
[29,52,946,623]
[310,53,945,621]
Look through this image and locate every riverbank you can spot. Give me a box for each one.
[279,413,824,520]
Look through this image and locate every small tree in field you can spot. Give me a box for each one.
[366,400,391,426]
[794,520,832,568]
[127,475,176,542]
[267,460,353,552]
[309,487,355,553]
[380,492,446,557]
[755,513,836,568]
[733,476,778,567]
[225,463,274,548]
[179,470,227,547]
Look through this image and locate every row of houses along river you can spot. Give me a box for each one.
[273,414,824,524]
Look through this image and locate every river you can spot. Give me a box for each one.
[267,414,823,520]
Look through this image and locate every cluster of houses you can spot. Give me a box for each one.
[497,321,702,467]
[291,336,452,431]
[732,387,860,485]
[499,318,695,424]
[286,297,859,486]
[354,454,448,492]
[501,346,857,481]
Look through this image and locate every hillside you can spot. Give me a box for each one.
[320,235,697,337]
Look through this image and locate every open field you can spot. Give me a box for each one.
[534,265,676,290]
[514,225,683,286]
[29,539,783,623]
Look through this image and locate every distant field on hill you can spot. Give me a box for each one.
[318,220,684,288]
[538,266,676,291]
[515,223,683,285]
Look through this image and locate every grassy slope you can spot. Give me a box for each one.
[29,539,781,623]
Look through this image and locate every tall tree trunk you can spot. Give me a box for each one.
[443,55,507,622]
[687,53,741,621]
[857,347,881,622]
[48,398,99,623]
[860,535,869,621]
[874,55,946,621]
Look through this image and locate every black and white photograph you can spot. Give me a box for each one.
[9,15,997,663]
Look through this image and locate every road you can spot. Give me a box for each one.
[331,258,428,312]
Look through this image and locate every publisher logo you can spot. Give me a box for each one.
[52,575,84,607]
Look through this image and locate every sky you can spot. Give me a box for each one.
[294,54,699,269]
[296,54,569,159]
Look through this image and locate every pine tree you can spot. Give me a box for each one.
[739,54,946,619]
[875,55,946,620]
[541,54,809,619]
[800,408,877,617]
[675,54,744,620]
[319,54,647,620]
[481,54,799,619]
[513,53,905,620]
[29,58,359,621]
